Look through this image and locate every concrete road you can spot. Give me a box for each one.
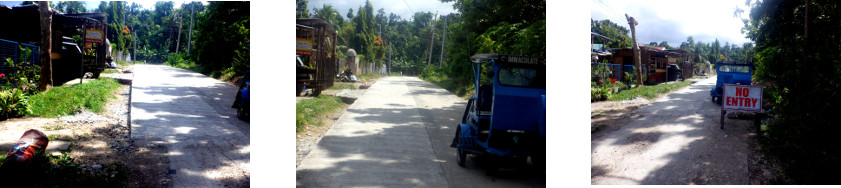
[591,77,754,184]
[296,76,544,187]
[131,64,250,187]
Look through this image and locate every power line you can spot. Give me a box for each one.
[402,0,414,14]
[592,0,626,22]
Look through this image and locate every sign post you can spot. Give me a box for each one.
[721,84,763,129]
[296,38,313,56]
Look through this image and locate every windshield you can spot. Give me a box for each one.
[718,65,750,73]
[497,66,545,88]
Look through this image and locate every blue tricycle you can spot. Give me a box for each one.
[232,71,250,121]
[710,61,753,104]
[450,54,546,168]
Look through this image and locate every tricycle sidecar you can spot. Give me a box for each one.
[451,54,546,168]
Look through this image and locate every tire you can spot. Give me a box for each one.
[237,102,249,121]
[712,96,715,103]
[456,126,467,167]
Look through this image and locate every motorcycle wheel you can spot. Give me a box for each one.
[456,126,467,167]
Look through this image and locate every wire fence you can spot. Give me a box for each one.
[0,39,40,85]
[592,62,638,82]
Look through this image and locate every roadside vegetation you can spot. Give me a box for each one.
[297,0,544,97]
[29,78,121,117]
[419,66,473,98]
[0,151,127,186]
[80,2,249,82]
[328,82,356,90]
[296,95,346,133]
[742,0,841,184]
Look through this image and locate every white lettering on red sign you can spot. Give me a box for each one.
[723,84,763,112]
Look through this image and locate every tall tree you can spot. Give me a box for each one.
[195,1,249,76]
[590,19,632,48]
[60,1,87,13]
[746,0,841,183]
[296,0,309,18]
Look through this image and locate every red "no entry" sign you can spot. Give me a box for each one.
[723,84,762,112]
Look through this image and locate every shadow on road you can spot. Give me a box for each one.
[297,77,545,187]
[131,65,250,187]
[592,78,757,185]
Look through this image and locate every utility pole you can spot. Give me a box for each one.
[428,12,437,67]
[187,4,194,54]
[440,17,446,67]
[175,12,182,55]
[626,14,644,88]
[133,32,136,62]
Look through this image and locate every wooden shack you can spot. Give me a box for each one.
[296,19,337,96]
[611,46,693,84]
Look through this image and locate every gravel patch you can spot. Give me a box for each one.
[335,89,366,99]
[620,97,650,104]
[60,111,116,124]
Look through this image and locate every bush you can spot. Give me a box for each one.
[419,66,447,82]
[165,53,203,73]
[0,88,32,119]
[591,86,612,102]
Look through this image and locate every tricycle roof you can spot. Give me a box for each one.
[470,54,545,65]
[716,60,753,66]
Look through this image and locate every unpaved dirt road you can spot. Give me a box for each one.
[297,76,544,187]
[591,77,756,185]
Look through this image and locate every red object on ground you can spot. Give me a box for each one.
[1,129,49,169]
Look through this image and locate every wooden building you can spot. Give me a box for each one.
[610,45,693,84]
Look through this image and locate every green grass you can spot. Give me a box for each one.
[426,78,474,99]
[329,82,356,90]
[296,95,346,133]
[610,81,693,101]
[114,60,130,67]
[356,73,383,82]
[102,69,120,74]
[29,78,121,117]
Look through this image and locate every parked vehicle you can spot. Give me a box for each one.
[710,61,754,104]
[296,19,337,96]
[450,54,546,168]
[0,4,109,83]
[232,71,250,120]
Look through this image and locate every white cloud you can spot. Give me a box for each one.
[591,0,752,46]
[307,0,457,21]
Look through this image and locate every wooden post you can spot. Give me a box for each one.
[37,1,52,91]
[720,110,726,130]
[626,14,644,87]
[80,26,86,85]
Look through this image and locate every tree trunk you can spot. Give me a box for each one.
[38,1,52,91]
[626,14,644,87]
